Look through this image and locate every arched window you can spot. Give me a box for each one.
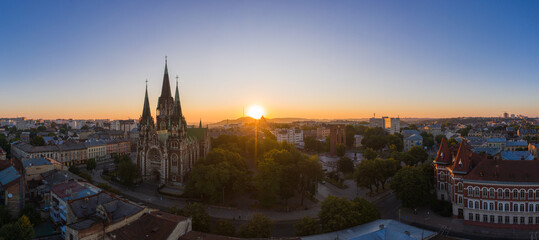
[505,189,510,198]
[468,187,473,196]
[489,188,495,198]
[475,187,480,197]
[498,189,503,198]
[482,188,488,197]
[498,203,503,211]
[458,183,463,192]
[513,189,518,199]
[536,190,539,199]
[520,190,525,199]
[505,203,509,211]
[489,203,494,210]
[474,201,479,209]
[483,202,488,210]
[520,204,525,212]
[529,190,534,199]
[171,154,178,174]
[469,200,473,208]
[440,172,445,181]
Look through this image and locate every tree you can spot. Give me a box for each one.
[304,136,325,153]
[179,203,210,232]
[0,215,34,240]
[421,132,434,149]
[294,217,320,236]
[0,134,10,158]
[345,125,356,148]
[117,158,138,187]
[390,166,431,208]
[387,134,403,152]
[363,148,377,160]
[20,203,41,225]
[81,125,89,130]
[404,146,428,166]
[336,143,346,157]
[318,196,379,232]
[435,134,445,145]
[29,136,45,146]
[215,219,235,236]
[86,158,97,171]
[37,126,46,131]
[68,166,81,175]
[459,125,472,137]
[375,158,399,190]
[362,135,387,150]
[354,159,378,194]
[337,157,354,174]
[0,206,11,226]
[239,214,273,238]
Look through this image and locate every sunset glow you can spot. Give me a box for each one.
[247,105,264,120]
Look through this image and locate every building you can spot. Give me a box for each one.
[50,180,100,224]
[58,142,87,166]
[424,124,442,136]
[329,124,346,156]
[21,157,58,181]
[500,151,534,161]
[274,128,303,145]
[85,140,107,161]
[369,117,385,128]
[404,134,423,151]
[11,142,59,160]
[354,135,363,148]
[504,112,509,118]
[486,138,506,149]
[0,147,6,161]
[529,143,539,159]
[107,211,192,240]
[0,165,24,217]
[137,59,210,185]
[389,118,400,135]
[518,128,539,138]
[434,138,539,229]
[316,126,331,140]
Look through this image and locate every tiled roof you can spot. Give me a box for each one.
[434,137,452,165]
[68,191,115,220]
[109,211,188,240]
[50,180,98,200]
[451,142,483,174]
[501,151,534,161]
[22,157,52,168]
[486,138,506,143]
[464,159,539,182]
[102,199,143,223]
[505,140,528,147]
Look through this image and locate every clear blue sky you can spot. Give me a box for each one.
[1,1,539,122]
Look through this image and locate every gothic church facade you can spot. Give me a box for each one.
[137,59,210,185]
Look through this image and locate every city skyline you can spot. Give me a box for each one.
[2,1,539,121]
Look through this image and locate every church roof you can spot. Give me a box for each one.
[160,58,172,99]
[187,128,207,141]
[141,84,153,126]
[172,79,183,119]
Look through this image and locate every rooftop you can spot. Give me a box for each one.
[108,211,188,240]
[50,180,99,200]
[0,166,21,186]
[501,151,534,161]
[22,157,52,168]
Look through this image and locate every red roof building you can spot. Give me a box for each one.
[434,138,539,229]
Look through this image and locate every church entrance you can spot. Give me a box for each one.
[152,170,160,181]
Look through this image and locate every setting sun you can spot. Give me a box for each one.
[246,105,264,119]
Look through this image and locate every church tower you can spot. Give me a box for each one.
[156,57,174,131]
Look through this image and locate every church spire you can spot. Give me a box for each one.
[199,118,202,128]
[160,56,172,99]
[141,80,153,125]
[172,75,183,117]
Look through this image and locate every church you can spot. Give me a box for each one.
[137,59,210,185]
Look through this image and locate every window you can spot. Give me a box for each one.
[490,203,494,210]
[458,183,463,192]
[458,196,463,204]
[499,203,503,211]
[469,213,474,221]
[513,190,518,198]
[514,216,518,224]
[483,215,488,222]
[520,204,525,212]
[536,217,539,224]
[505,189,510,198]
[536,190,539,199]
[505,204,510,211]
[530,217,534,224]
[490,215,495,223]
[483,188,488,198]
[475,201,479,209]
[469,200,474,208]
[475,214,480,222]
[498,189,503,198]
[530,204,534,212]
[475,187,480,197]
[490,189,495,198]
[520,190,525,199]
[483,202,488,210]
[440,172,445,181]
[514,204,518,212]
[498,216,503,223]
[536,204,539,212]
[468,187,473,196]
[505,216,510,224]
[529,190,534,199]
[520,217,525,224]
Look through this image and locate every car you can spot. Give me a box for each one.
[321,180,326,184]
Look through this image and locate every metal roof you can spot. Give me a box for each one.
[22,157,52,168]
[0,166,21,186]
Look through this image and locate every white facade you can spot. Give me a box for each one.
[390,118,400,134]
[274,128,304,144]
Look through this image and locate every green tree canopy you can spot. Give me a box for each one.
[390,166,431,208]
[318,196,380,233]
[337,157,354,174]
[0,215,34,240]
[117,158,138,187]
[170,203,210,232]
[404,146,428,166]
[29,136,45,146]
[86,158,97,171]
[239,214,273,238]
[363,148,377,160]
[214,219,235,237]
[294,217,320,236]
